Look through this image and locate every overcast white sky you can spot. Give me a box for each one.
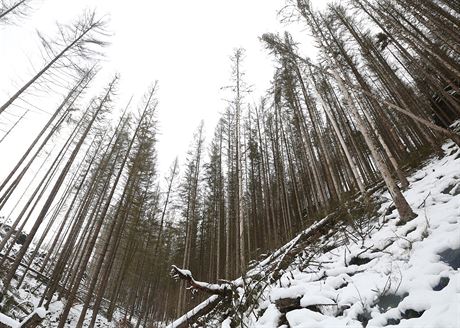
[0,0,327,179]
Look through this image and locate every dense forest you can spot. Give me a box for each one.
[0,0,459,327]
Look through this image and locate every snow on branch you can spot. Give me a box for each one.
[170,265,232,297]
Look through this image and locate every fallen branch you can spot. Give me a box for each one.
[170,266,231,297]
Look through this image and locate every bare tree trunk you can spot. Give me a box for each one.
[2,77,116,293]
[332,70,416,222]
[0,73,89,206]
[0,109,28,143]
[0,14,103,114]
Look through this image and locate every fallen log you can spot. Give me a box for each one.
[168,211,341,327]
[167,295,223,328]
[19,308,46,328]
[0,308,46,328]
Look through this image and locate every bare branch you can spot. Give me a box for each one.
[170,265,231,297]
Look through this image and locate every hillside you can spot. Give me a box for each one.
[0,140,459,328]
[170,140,460,328]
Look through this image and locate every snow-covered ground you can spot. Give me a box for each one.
[0,240,129,326]
[0,283,130,328]
[247,141,460,327]
[2,141,459,328]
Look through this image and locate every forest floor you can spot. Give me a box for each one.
[230,140,460,327]
[0,276,130,327]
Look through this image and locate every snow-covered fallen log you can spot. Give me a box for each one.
[0,307,46,328]
[167,295,221,328]
[168,207,344,326]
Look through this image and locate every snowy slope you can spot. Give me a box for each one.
[242,141,460,328]
[2,142,459,328]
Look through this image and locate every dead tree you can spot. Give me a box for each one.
[0,10,107,115]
